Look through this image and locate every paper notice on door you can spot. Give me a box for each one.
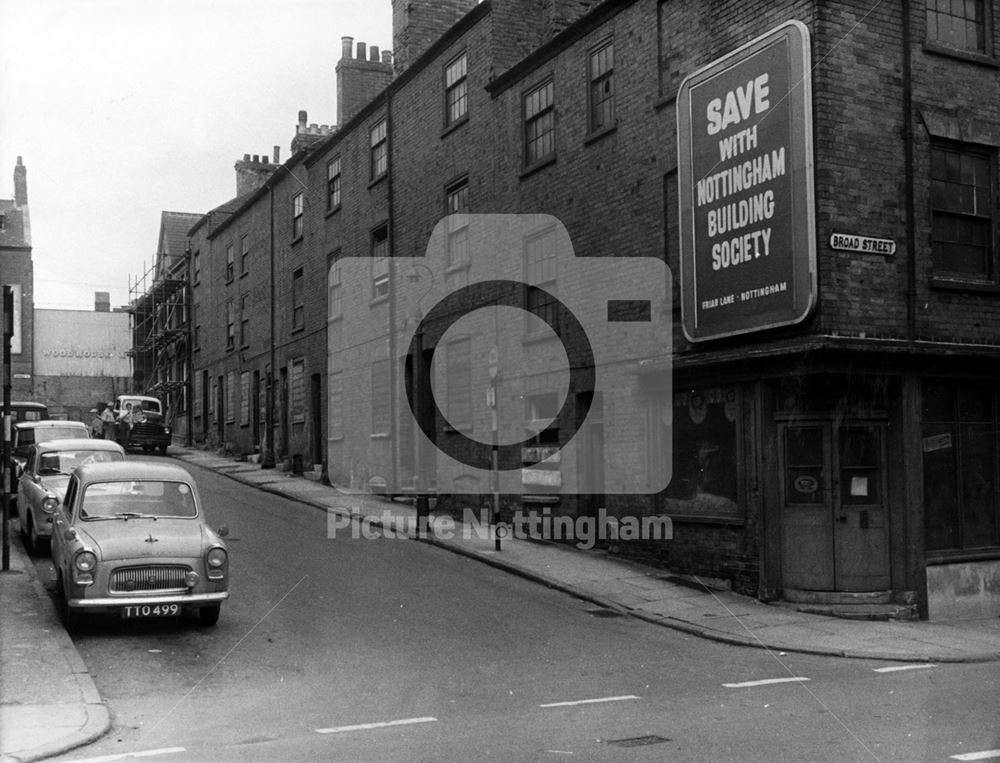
[850,476,869,497]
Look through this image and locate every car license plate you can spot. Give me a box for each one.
[122,603,181,619]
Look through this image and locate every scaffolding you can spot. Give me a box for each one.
[127,248,190,437]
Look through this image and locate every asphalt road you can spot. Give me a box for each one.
[29,455,1000,762]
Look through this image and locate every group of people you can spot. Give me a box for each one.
[89,402,135,446]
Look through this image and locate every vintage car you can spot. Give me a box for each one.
[112,394,171,454]
[17,438,126,555]
[12,419,91,470]
[50,461,229,628]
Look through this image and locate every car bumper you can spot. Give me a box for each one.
[68,591,228,610]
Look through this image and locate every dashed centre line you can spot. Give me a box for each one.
[951,751,1000,761]
[316,716,438,734]
[872,663,936,673]
[722,677,810,688]
[539,695,640,708]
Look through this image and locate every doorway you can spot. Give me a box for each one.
[779,421,890,592]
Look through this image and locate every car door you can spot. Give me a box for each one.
[16,447,40,526]
[50,475,79,574]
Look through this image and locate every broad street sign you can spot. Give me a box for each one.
[677,20,816,342]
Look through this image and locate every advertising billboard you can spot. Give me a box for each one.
[677,20,816,342]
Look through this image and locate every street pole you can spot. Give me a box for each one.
[488,346,501,551]
[2,286,13,571]
[414,323,429,537]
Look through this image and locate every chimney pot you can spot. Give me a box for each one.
[273,145,280,163]
[243,153,251,161]
[298,110,307,126]
[370,45,380,62]
[357,41,367,59]
[341,36,354,59]
[382,50,393,65]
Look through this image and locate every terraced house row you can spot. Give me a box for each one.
[135,0,1000,619]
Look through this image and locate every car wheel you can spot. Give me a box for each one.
[56,573,79,630]
[198,604,221,626]
[158,443,169,455]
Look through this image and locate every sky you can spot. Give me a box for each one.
[0,0,392,310]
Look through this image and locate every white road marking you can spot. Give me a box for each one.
[539,695,640,708]
[316,716,438,734]
[951,751,1000,761]
[722,677,810,688]
[872,663,936,673]
[66,748,186,763]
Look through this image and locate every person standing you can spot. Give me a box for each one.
[100,403,116,440]
[117,402,134,447]
[90,407,102,438]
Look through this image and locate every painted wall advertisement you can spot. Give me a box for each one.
[677,20,816,342]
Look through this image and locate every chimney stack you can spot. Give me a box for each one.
[391,0,478,75]
[95,292,111,313]
[13,156,27,207]
[336,39,393,126]
[234,152,277,197]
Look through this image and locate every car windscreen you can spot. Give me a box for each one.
[38,450,124,476]
[79,480,197,519]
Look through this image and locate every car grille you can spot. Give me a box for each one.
[111,565,191,593]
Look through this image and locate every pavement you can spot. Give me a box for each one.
[3,445,1000,762]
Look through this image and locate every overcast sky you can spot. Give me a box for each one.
[1,0,392,310]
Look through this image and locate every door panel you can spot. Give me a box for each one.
[780,425,834,590]
[780,422,890,592]
[833,426,890,590]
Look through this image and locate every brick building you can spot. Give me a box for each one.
[0,157,36,396]
[185,0,1000,619]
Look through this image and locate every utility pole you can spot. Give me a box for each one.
[2,286,14,571]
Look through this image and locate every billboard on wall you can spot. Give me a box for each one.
[677,20,816,342]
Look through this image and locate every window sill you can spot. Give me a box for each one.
[929,276,1000,294]
[291,326,305,335]
[370,294,390,308]
[325,205,342,219]
[328,314,343,324]
[291,235,304,247]
[584,123,617,145]
[520,155,556,180]
[445,260,471,276]
[368,173,387,190]
[441,115,469,139]
[922,42,999,68]
[665,513,746,526]
[240,270,249,279]
[926,548,1000,566]
[370,432,391,440]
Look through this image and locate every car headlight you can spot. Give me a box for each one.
[75,550,97,572]
[42,496,59,513]
[206,547,227,568]
[164,427,172,435]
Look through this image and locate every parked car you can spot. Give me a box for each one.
[12,420,91,470]
[9,420,91,504]
[10,401,49,423]
[16,438,126,555]
[50,461,229,628]
[112,395,171,454]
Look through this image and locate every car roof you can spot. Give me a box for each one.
[33,438,125,453]
[117,395,160,402]
[14,419,89,430]
[74,461,195,485]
